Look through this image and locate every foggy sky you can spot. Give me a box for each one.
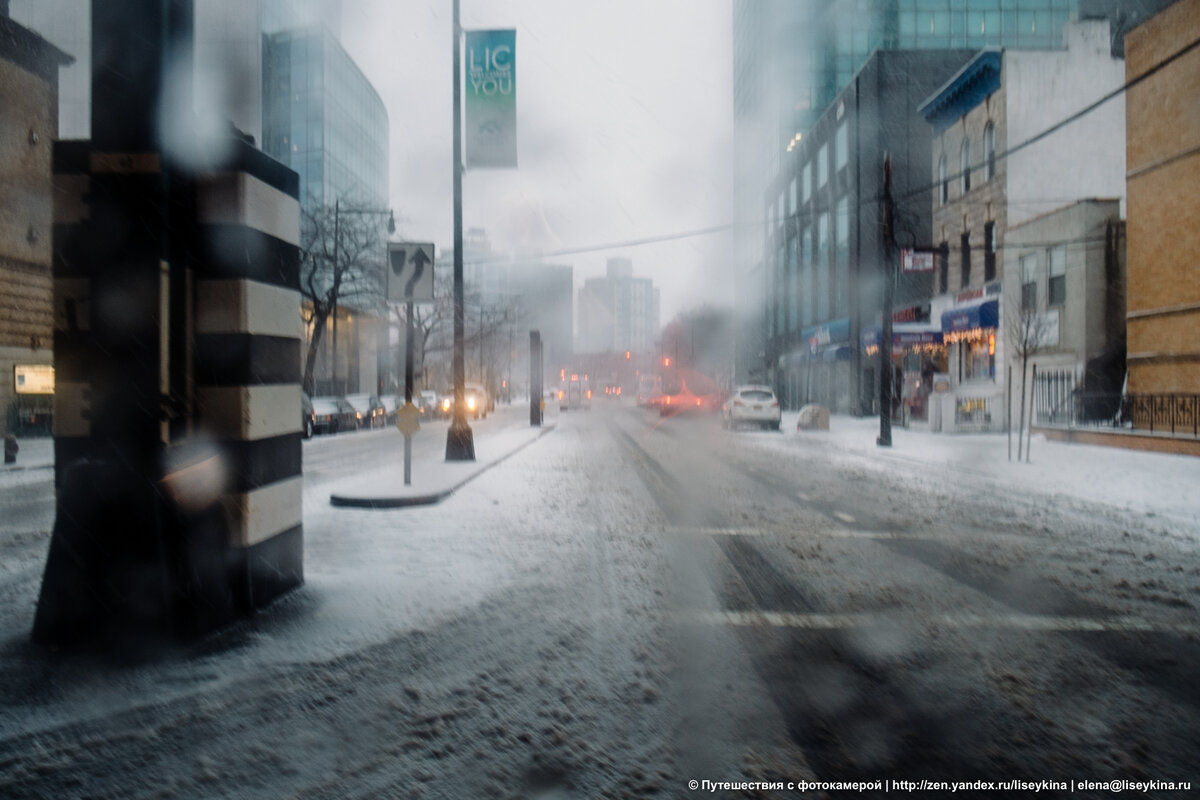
[340,0,734,325]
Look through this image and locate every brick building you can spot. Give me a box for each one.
[0,12,71,435]
[1124,0,1200,397]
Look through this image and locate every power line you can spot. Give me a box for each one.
[459,33,1196,271]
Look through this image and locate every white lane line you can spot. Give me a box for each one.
[681,610,1199,635]
[833,511,856,524]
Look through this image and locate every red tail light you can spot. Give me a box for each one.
[771,400,779,407]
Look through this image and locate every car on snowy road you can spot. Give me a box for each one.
[310,396,358,435]
[722,385,782,431]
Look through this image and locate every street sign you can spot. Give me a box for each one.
[396,402,421,436]
[387,242,435,302]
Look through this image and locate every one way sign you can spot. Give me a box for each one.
[386,242,435,302]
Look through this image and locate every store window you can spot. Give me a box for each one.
[1021,253,1038,311]
[962,334,996,382]
[802,161,812,203]
[1048,245,1066,306]
[818,143,828,189]
[801,227,813,327]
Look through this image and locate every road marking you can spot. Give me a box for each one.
[833,511,856,524]
[669,526,1034,544]
[681,610,1200,635]
[797,492,813,502]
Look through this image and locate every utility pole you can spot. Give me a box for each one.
[878,153,895,448]
[446,0,474,460]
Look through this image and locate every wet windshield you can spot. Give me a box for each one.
[2,0,1198,795]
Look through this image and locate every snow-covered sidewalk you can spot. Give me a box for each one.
[767,413,1200,527]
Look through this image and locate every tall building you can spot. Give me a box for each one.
[762,49,977,415]
[262,27,387,209]
[577,258,660,357]
[732,0,1169,388]
[0,12,71,436]
[260,22,389,397]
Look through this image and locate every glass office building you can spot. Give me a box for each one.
[262,28,389,211]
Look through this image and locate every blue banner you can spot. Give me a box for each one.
[465,29,517,168]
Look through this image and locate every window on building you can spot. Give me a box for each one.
[938,242,949,294]
[788,236,799,333]
[1021,253,1038,311]
[984,221,996,282]
[776,243,786,336]
[818,143,828,188]
[802,161,811,203]
[835,196,849,314]
[789,177,797,216]
[835,122,848,172]
[938,155,948,206]
[801,227,813,327]
[983,122,996,182]
[816,211,830,320]
[960,138,971,194]
[960,232,971,289]
[1048,245,1066,306]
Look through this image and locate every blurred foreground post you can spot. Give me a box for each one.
[34,0,303,651]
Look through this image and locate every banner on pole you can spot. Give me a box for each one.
[465,29,516,168]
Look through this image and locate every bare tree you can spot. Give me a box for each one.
[1008,305,1055,461]
[299,198,388,396]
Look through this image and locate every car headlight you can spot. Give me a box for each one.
[467,397,476,411]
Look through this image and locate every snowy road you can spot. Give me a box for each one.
[0,403,1197,797]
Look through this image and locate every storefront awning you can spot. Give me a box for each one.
[941,299,998,333]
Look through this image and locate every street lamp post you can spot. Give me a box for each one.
[446,0,475,460]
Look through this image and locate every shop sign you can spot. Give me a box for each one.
[893,303,930,323]
[901,249,935,272]
[14,364,54,394]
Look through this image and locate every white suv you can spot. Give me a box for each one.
[722,385,782,431]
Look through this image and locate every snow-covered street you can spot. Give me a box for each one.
[1,402,1198,797]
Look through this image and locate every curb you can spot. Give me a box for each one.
[329,423,556,510]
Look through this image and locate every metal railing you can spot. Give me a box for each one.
[1034,387,1200,438]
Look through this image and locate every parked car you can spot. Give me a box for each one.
[722,385,782,431]
[379,394,398,424]
[301,392,315,439]
[344,393,387,429]
[310,396,357,435]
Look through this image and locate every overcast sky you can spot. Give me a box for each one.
[340,0,734,324]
